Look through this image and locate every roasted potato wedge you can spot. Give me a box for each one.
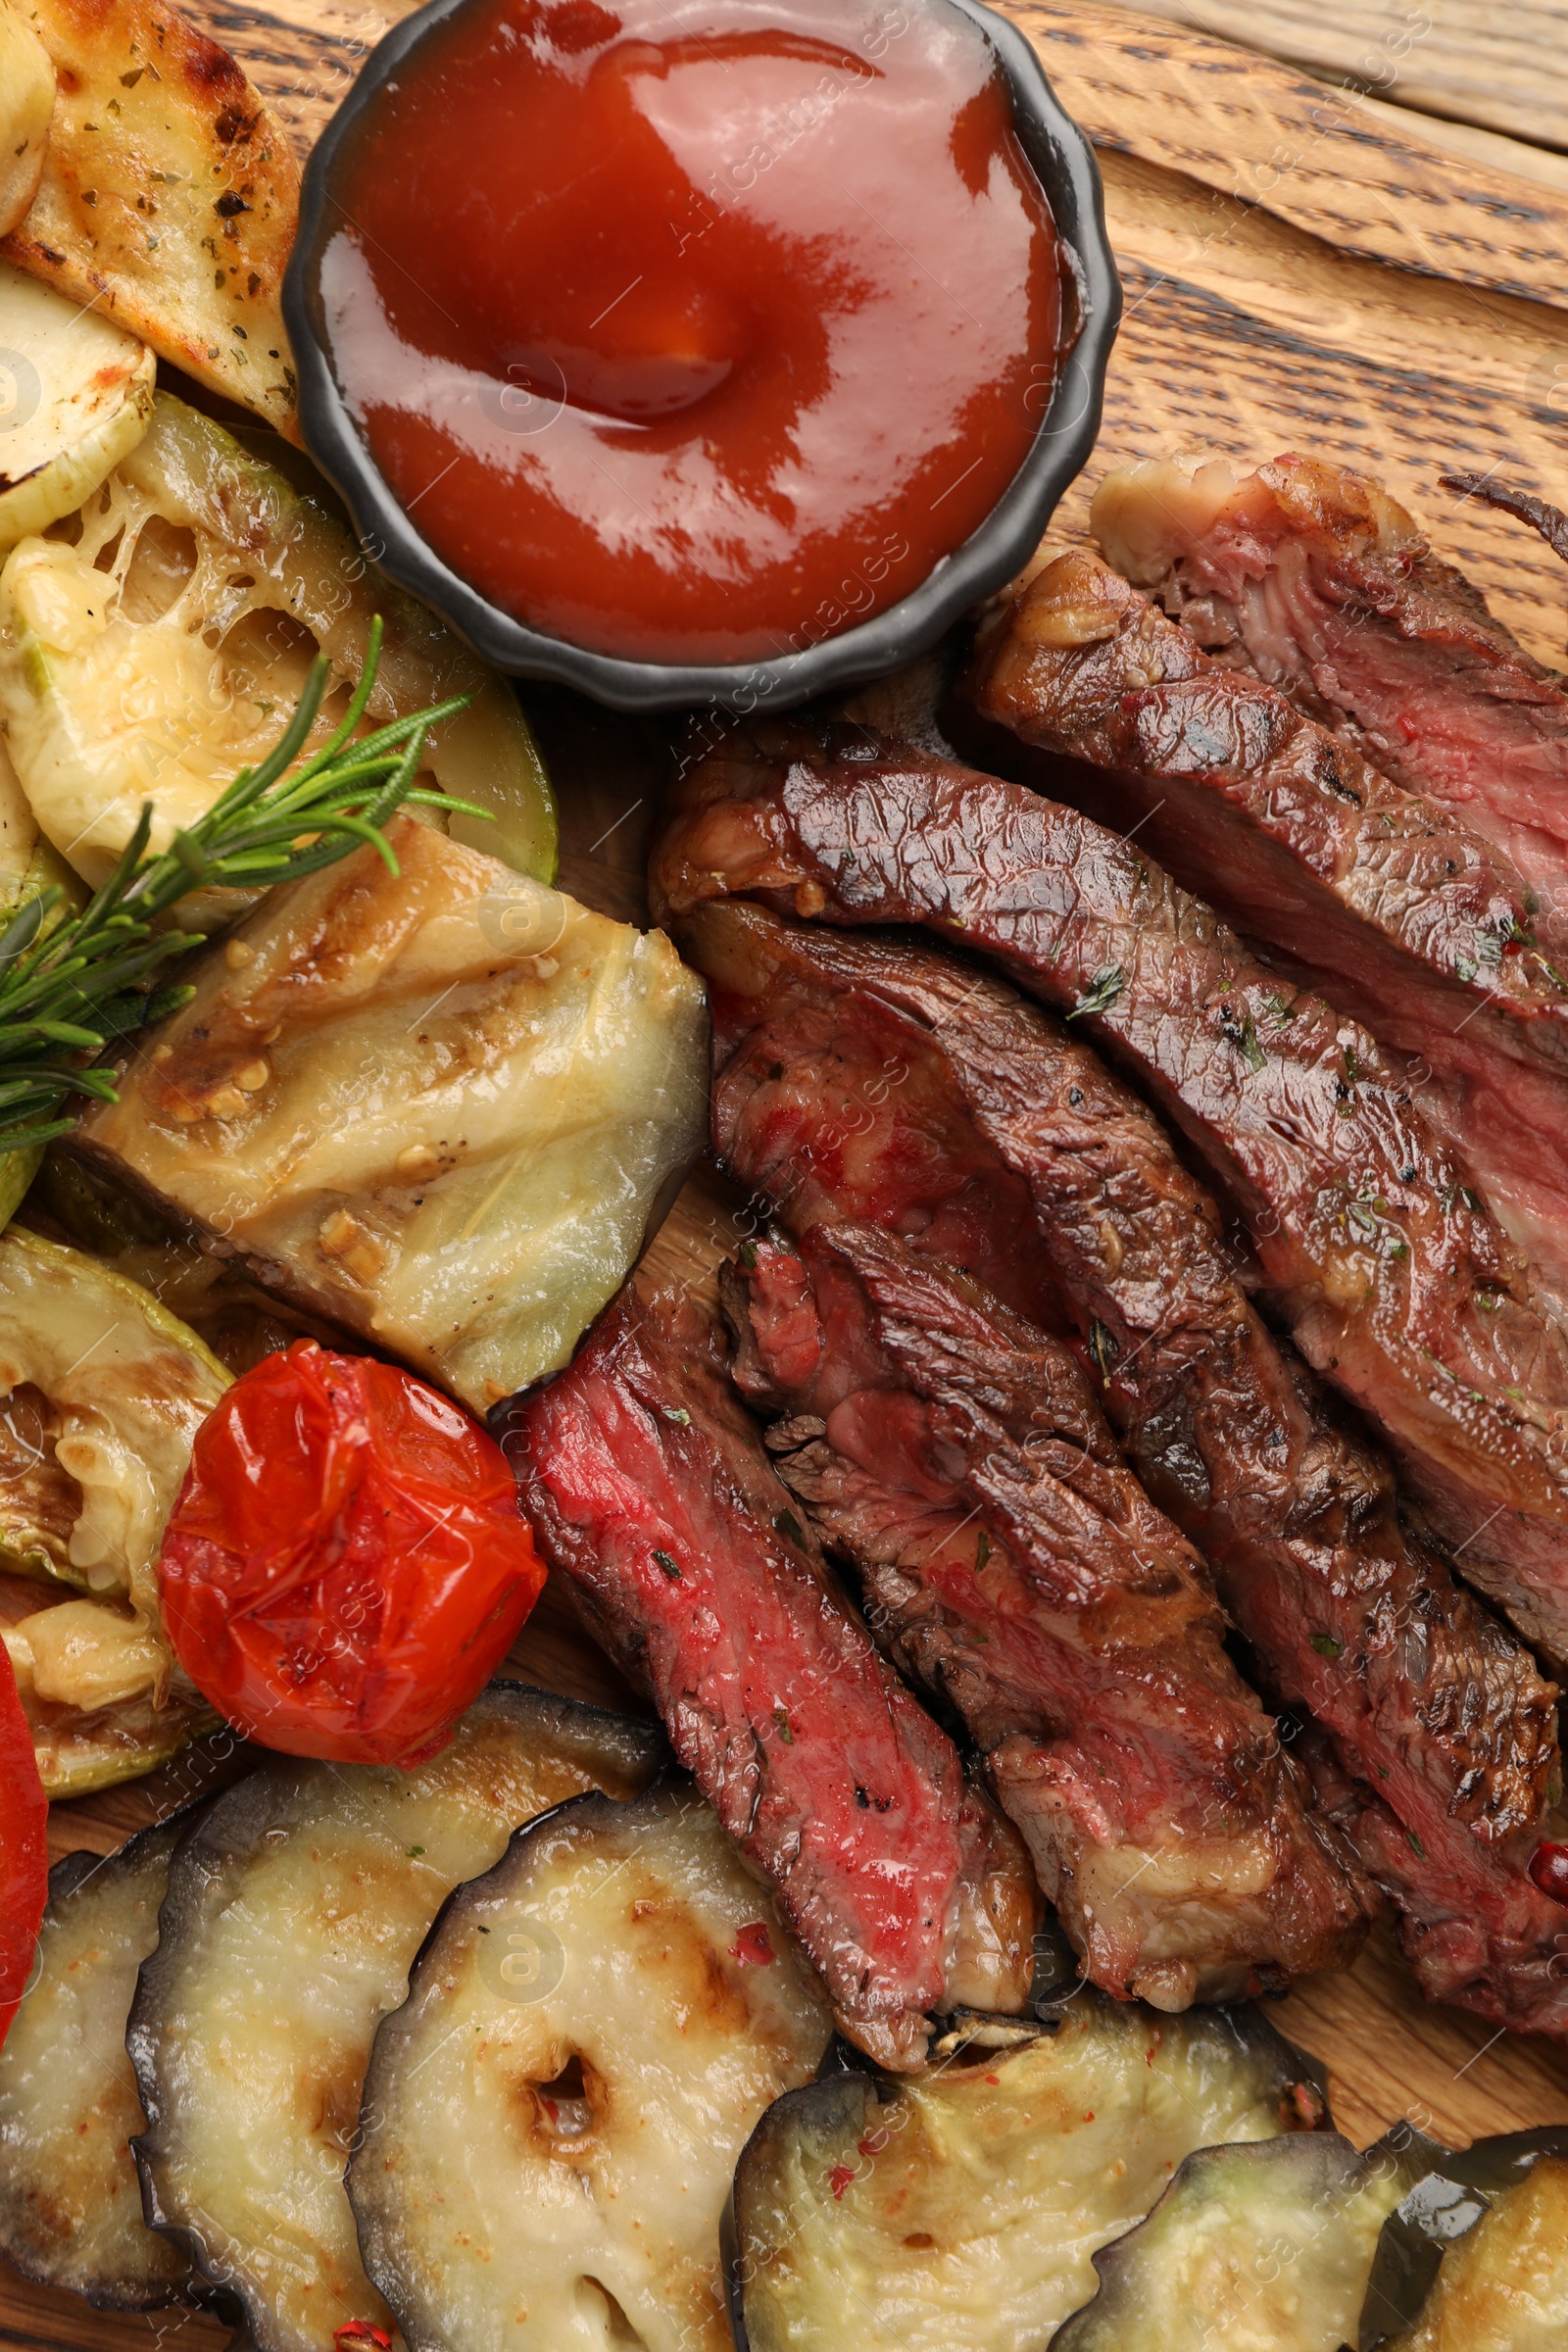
[74,819,708,1410]
[732,1995,1328,2352]
[350,1781,834,2352]
[128,1684,663,2352]
[0,393,558,895]
[0,3,53,238]
[1,0,298,432]
[0,260,154,549]
[1052,2130,1432,2351]
[0,1814,197,2308]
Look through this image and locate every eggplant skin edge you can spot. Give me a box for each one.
[1358,2123,1568,2346]
[0,1808,207,2313]
[727,1993,1333,2352]
[348,1778,833,2352]
[123,1678,668,2338]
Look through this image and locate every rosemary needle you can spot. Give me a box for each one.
[0,617,485,1160]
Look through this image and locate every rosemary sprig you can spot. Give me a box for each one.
[0,617,482,1159]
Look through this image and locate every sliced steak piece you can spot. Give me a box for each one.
[509,1281,1038,2070]
[652,719,1568,1671]
[1090,453,1568,919]
[960,546,1568,1307]
[686,900,1568,2036]
[722,1222,1371,2010]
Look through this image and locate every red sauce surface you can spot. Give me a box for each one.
[321,0,1064,663]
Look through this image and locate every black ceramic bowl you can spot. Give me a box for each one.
[283,0,1121,714]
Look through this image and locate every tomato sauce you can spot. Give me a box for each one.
[319,0,1064,664]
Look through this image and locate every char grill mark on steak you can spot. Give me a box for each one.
[722,1220,1372,2011]
[959,546,1568,1310]
[1090,453,1568,918]
[651,719,1568,1671]
[685,900,1568,2036]
[510,1281,1039,2070]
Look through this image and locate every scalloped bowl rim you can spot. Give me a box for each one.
[282,0,1122,713]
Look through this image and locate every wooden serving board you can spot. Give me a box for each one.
[11,5,1568,2346]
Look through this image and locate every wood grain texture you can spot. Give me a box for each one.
[1015,0,1568,314]
[8,4,1568,2346]
[1097,0,1568,160]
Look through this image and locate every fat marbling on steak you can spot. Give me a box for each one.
[651,718,1568,1675]
[961,545,1568,1309]
[721,1219,1371,2010]
[684,900,1568,2036]
[1092,453,1568,918]
[510,1280,1038,2069]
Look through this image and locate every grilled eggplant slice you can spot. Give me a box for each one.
[74,819,709,1409]
[0,1228,229,1792]
[1052,2130,1432,2351]
[732,1995,1326,2352]
[128,1683,662,2352]
[0,392,557,893]
[0,1815,195,2309]
[1364,2128,1568,2348]
[350,1781,834,2352]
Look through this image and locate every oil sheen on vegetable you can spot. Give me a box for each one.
[318,0,1064,662]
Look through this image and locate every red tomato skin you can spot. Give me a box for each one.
[158,1342,545,1767]
[0,1643,47,2052]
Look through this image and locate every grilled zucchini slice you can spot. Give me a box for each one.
[74,819,709,1410]
[128,1684,663,2352]
[0,262,155,550]
[350,1781,835,2352]
[0,729,82,1229]
[0,391,556,892]
[0,1227,229,1792]
[1052,2130,1433,2351]
[732,1995,1326,2352]
[0,1814,196,2309]
[0,1226,228,1601]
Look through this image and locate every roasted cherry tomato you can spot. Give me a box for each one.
[0,1642,47,2052]
[158,1341,545,1767]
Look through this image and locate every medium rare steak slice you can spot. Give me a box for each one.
[1091,453,1568,917]
[723,1222,1371,2010]
[961,547,1568,1306]
[652,720,1568,1671]
[511,1281,1038,2070]
[687,901,1568,2036]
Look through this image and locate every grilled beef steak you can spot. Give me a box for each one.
[652,719,1568,1671]
[961,547,1568,1308]
[722,1221,1371,2010]
[1091,454,1568,919]
[510,1281,1039,2069]
[685,901,1568,2035]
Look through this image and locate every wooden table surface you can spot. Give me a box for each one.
[9,2,1568,2346]
[1099,0,1568,167]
